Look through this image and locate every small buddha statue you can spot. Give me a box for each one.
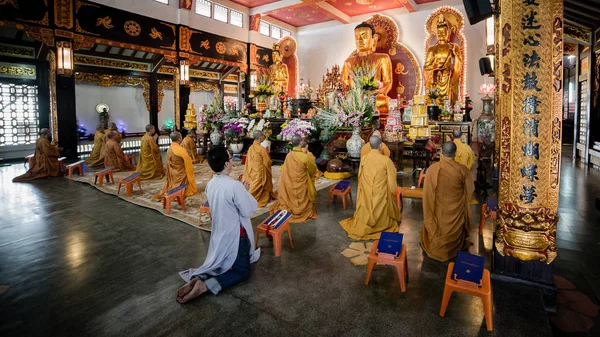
[424,14,462,105]
[341,22,393,114]
[269,43,289,95]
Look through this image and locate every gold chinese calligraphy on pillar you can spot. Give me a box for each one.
[495,0,563,263]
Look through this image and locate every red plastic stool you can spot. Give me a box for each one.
[440,262,493,331]
[118,172,142,197]
[94,166,115,187]
[66,160,85,178]
[365,240,408,292]
[255,215,294,257]
[163,184,187,215]
[199,201,211,221]
[327,183,353,210]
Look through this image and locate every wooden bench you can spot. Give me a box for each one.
[25,154,34,167]
[94,166,115,187]
[163,184,187,215]
[125,152,137,166]
[118,172,142,197]
[327,181,353,210]
[66,160,85,178]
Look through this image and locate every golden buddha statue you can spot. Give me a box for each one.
[341,22,393,114]
[269,43,289,95]
[424,14,462,105]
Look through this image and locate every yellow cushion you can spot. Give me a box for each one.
[402,187,424,199]
[324,171,353,180]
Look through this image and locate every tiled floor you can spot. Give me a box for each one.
[0,147,597,336]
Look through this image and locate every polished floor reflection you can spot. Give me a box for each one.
[0,149,598,336]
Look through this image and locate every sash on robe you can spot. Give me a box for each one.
[152,142,197,201]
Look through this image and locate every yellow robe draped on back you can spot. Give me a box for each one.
[152,142,197,201]
[269,147,317,223]
[453,139,476,169]
[360,142,391,158]
[420,157,475,262]
[243,141,274,207]
[13,137,61,182]
[104,139,135,172]
[181,134,200,163]
[136,132,165,180]
[85,131,105,167]
[339,149,400,240]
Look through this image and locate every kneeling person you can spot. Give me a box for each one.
[152,131,197,201]
[104,131,135,172]
[177,146,259,303]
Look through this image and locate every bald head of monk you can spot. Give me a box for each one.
[442,141,457,158]
[170,131,183,144]
[106,131,117,140]
[369,135,382,151]
[40,128,51,140]
[253,130,265,142]
[145,124,155,135]
[372,130,382,139]
[108,122,118,131]
[96,124,105,132]
[452,129,462,140]
[291,134,303,147]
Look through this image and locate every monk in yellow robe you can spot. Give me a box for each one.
[360,130,390,158]
[452,130,476,169]
[181,130,200,164]
[107,122,122,143]
[85,124,105,167]
[104,131,135,172]
[421,142,475,262]
[269,135,317,223]
[152,131,197,201]
[13,128,62,182]
[243,131,275,207]
[136,124,164,180]
[340,136,400,240]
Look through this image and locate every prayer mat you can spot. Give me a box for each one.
[68,161,337,232]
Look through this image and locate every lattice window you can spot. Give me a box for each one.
[0,83,39,146]
[271,25,281,39]
[195,0,212,17]
[259,21,270,36]
[214,3,228,23]
[230,10,243,27]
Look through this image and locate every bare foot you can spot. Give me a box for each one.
[177,279,208,304]
[176,278,198,302]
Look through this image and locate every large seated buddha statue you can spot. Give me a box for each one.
[341,22,393,114]
[424,14,462,105]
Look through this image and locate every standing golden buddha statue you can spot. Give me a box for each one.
[269,43,289,94]
[341,22,393,114]
[424,14,462,105]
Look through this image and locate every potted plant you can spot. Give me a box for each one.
[278,118,315,143]
[426,87,441,121]
[222,120,246,154]
[205,94,225,146]
[254,70,274,112]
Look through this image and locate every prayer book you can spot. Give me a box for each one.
[334,180,351,191]
[263,210,292,230]
[452,251,485,285]
[487,198,498,212]
[377,232,404,257]
[202,200,209,207]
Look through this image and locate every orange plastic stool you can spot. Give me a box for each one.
[118,172,143,197]
[255,217,294,257]
[125,153,137,166]
[440,262,493,331]
[395,186,403,211]
[365,240,408,292]
[163,184,187,215]
[327,184,353,210]
[479,203,497,235]
[66,160,85,178]
[418,168,427,188]
[199,202,211,221]
[94,166,115,187]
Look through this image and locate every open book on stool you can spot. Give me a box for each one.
[263,210,292,230]
[334,180,351,191]
[376,232,404,258]
[452,251,485,286]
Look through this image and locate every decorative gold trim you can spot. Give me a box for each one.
[190,69,218,79]
[224,84,237,94]
[54,0,73,29]
[17,12,49,26]
[124,20,141,37]
[175,68,180,129]
[74,55,150,71]
[48,50,58,142]
[0,63,35,78]
[75,72,151,112]
[0,44,35,58]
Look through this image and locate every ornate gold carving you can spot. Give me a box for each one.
[0,64,35,77]
[158,66,176,74]
[262,54,269,62]
[189,69,218,79]
[96,16,114,29]
[124,21,141,36]
[0,44,34,58]
[0,0,18,9]
[179,26,191,52]
[54,29,74,39]
[24,27,54,47]
[149,27,163,40]
[594,50,600,109]
[200,40,210,50]
[223,74,237,82]
[175,68,180,129]
[17,12,50,26]
[48,50,58,142]
[224,84,237,94]
[564,24,589,44]
[54,0,73,29]
[75,72,151,111]
[74,55,150,71]
[388,47,396,56]
[215,42,226,54]
[394,62,408,75]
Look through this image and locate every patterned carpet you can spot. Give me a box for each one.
[69,161,337,232]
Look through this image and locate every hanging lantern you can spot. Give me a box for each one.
[180,60,190,84]
[56,41,73,76]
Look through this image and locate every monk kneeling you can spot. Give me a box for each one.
[104,131,135,172]
[177,146,259,303]
[340,135,400,240]
[269,134,317,223]
[152,131,197,201]
[181,130,200,164]
[360,130,390,158]
[85,124,105,167]
[243,131,275,207]
[136,124,165,180]
[420,142,475,262]
[13,128,61,182]
[452,130,475,169]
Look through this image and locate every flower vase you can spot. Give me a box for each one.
[210,125,223,146]
[229,143,244,154]
[346,126,365,158]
